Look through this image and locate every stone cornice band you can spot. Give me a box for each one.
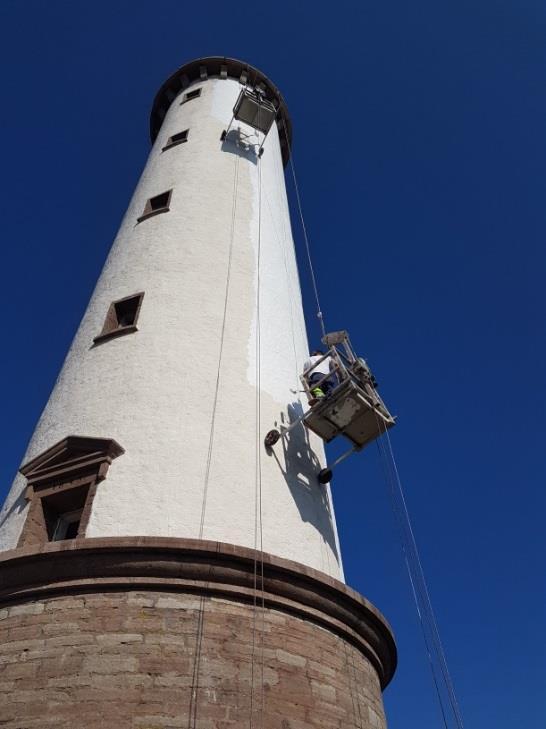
[0,537,396,688]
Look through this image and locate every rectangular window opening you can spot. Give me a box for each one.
[162,129,189,151]
[114,296,140,327]
[93,292,144,344]
[149,191,170,211]
[181,88,202,104]
[137,189,172,223]
[53,510,83,541]
[41,485,89,542]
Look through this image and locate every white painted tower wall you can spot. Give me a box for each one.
[0,73,343,579]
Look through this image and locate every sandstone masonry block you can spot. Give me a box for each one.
[275,649,306,668]
[83,654,139,674]
[8,603,44,617]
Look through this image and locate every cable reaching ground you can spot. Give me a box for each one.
[249,101,266,729]
[280,89,464,728]
[375,422,465,729]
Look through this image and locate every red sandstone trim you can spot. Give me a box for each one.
[0,537,397,688]
[16,437,124,548]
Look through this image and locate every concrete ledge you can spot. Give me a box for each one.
[0,536,397,688]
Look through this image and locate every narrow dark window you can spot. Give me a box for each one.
[162,129,189,151]
[137,190,172,222]
[41,484,90,542]
[93,292,144,344]
[52,510,83,540]
[181,88,202,104]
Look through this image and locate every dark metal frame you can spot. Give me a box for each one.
[264,331,395,483]
[222,88,278,158]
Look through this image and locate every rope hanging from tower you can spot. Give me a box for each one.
[249,92,267,729]
[374,412,465,729]
[210,79,465,729]
[277,116,465,728]
[188,150,241,729]
[281,116,327,340]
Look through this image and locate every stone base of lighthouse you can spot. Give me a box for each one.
[0,539,396,728]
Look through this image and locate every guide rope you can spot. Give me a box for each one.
[278,92,464,726]
[374,412,464,729]
[249,104,266,729]
[375,431,449,729]
[188,152,240,729]
[281,116,327,340]
[276,94,463,728]
[342,639,364,728]
[271,144,302,390]
[199,153,240,539]
[384,426,464,729]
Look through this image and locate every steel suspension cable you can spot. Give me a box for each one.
[281,116,326,340]
[276,85,461,726]
[375,433,450,729]
[188,153,240,729]
[271,144,302,390]
[374,415,464,729]
[250,112,266,729]
[199,153,240,539]
[258,119,266,729]
[382,427,465,729]
[342,638,364,729]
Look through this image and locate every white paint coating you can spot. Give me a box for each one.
[0,77,344,580]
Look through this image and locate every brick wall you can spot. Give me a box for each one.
[0,590,388,729]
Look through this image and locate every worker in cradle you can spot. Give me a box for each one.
[304,349,338,402]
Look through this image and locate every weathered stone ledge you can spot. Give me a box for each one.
[0,536,396,688]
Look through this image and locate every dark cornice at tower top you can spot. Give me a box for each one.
[150,56,293,165]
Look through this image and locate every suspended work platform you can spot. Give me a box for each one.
[303,375,393,448]
[221,88,278,156]
[233,88,277,134]
[265,331,395,483]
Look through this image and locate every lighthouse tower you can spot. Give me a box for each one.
[0,57,396,728]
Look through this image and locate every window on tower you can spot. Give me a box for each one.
[181,88,202,104]
[93,292,144,344]
[162,129,189,151]
[17,436,124,549]
[137,190,172,223]
[40,486,89,542]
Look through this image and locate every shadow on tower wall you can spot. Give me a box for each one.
[0,490,26,533]
[220,128,260,165]
[267,401,340,563]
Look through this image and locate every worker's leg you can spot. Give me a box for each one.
[321,376,338,397]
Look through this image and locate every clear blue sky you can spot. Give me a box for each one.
[0,1,544,727]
